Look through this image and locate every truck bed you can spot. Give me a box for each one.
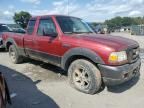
[2,32,25,49]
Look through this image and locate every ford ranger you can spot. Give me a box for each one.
[2,15,141,94]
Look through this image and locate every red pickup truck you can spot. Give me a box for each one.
[2,15,141,94]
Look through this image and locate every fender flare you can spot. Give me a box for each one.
[5,38,17,49]
[61,47,105,70]
[5,38,26,57]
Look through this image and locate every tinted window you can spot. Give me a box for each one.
[27,20,36,35]
[37,18,56,36]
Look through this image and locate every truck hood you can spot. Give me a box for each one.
[74,34,139,51]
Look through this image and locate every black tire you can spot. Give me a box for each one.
[9,45,23,64]
[68,59,102,94]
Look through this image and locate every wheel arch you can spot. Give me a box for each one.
[61,48,104,71]
[5,38,17,50]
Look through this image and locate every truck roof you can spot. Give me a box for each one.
[31,15,80,20]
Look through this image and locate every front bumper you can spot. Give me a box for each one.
[98,59,141,86]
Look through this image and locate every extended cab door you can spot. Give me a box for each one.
[24,19,37,58]
[34,17,61,65]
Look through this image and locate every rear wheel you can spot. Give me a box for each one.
[68,59,102,94]
[9,45,23,64]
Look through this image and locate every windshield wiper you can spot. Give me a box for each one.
[64,31,93,34]
[74,31,93,34]
[64,32,74,34]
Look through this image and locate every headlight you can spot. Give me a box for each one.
[109,51,128,64]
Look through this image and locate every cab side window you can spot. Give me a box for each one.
[37,18,57,36]
[27,20,36,35]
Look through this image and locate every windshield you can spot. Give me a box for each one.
[0,25,10,32]
[56,16,94,34]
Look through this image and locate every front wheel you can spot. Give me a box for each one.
[9,45,23,64]
[68,59,102,94]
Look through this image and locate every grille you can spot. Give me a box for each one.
[127,46,140,63]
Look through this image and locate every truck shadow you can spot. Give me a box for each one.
[107,76,139,93]
[0,48,7,52]
[26,58,67,76]
[0,65,60,108]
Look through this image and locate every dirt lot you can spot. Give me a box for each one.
[0,32,144,108]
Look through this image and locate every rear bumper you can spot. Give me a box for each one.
[98,59,141,86]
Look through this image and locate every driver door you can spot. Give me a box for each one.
[34,17,61,64]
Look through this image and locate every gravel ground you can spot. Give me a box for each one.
[0,32,144,108]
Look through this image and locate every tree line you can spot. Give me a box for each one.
[13,11,31,29]
[104,16,144,30]
[13,11,144,30]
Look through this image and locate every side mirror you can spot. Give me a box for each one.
[43,28,57,37]
[50,32,58,37]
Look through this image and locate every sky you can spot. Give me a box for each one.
[0,0,144,24]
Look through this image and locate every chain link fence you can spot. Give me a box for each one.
[131,25,144,35]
